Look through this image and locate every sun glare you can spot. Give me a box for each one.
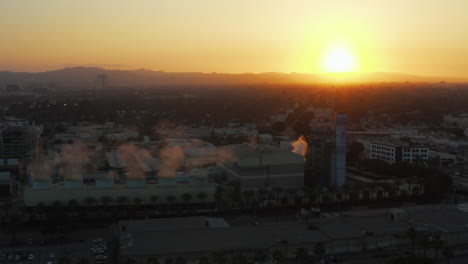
[321,45,357,73]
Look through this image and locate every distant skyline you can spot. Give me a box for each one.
[1,0,468,78]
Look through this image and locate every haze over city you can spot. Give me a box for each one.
[2,1,468,264]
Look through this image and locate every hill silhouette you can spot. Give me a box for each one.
[0,67,466,87]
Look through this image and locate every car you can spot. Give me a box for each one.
[15,254,22,261]
[92,249,105,255]
[7,254,13,261]
[28,253,34,260]
[49,252,55,259]
[95,255,108,260]
[93,238,104,243]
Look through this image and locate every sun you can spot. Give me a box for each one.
[321,45,357,73]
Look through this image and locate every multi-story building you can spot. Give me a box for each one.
[369,141,429,164]
[0,119,40,162]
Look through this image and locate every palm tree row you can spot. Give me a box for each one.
[407,229,454,264]
[34,191,210,208]
[143,243,327,264]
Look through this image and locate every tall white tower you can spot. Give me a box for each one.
[334,113,346,188]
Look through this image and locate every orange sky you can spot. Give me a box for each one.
[1,0,468,77]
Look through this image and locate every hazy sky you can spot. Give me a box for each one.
[1,0,467,77]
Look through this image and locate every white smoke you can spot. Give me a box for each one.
[291,135,308,156]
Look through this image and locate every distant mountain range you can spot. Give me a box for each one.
[0,67,467,87]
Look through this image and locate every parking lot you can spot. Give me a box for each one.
[0,237,112,264]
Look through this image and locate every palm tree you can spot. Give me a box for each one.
[58,255,71,264]
[211,250,226,264]
[198,256,210,264]
[432,233,444,263]
[100,196,113,206]
[77,257,89,264]
[197,192,208,203]
[407,227,417,255]
[67,199,79,208]
[295,247,308,264]
[147,257,159,264]
[272,249,285,264]
[420,237,430,257]
[83,197,97,207]
[117,196,129,205]
[242,190,255,208]
[230,254,248,264]
[253,249,267,264]
[442,245,454,264]
[314,242,326,261]
[181,193,193,209]
[134,197,143,206]
[52,200,63,208]
[150,195,159,204]
[273,187,283,207]
[287,189,296,205]
[175,256,186,264]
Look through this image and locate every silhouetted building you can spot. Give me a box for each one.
[96,74,107,93]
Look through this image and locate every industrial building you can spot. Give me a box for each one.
[117,204,468,262]
[24,139,220,207]
[219,143,304,191]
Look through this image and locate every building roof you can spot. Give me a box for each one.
[119,218,327,256]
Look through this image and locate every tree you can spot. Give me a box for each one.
[314,242,326,260]
[100,196,113,206]
[442,245,454,264]
[117,196,129,205]
[253,249,267,264]
[272,249,285,264]
[147,257,159,264]
[67,199,79,208]
[134,197,143,206]
[77,257,89,264]
[272,121,286,134]
[198,256,210,264]
[175,256,186,264]
[431,233,443,263]
[58,256,71,264]
[181,193,193,206]
[273,187,283,207]
[295,247,308,264]
[420,238,430,257]
[83,197,97,207]
[166,195,176,203]
[150,195,159,204]
[196,192,208,203]
[211,250,226,264]
[230,254,248,264]
[407,227,417,255]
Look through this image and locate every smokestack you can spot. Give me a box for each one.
[334,113,346,188]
